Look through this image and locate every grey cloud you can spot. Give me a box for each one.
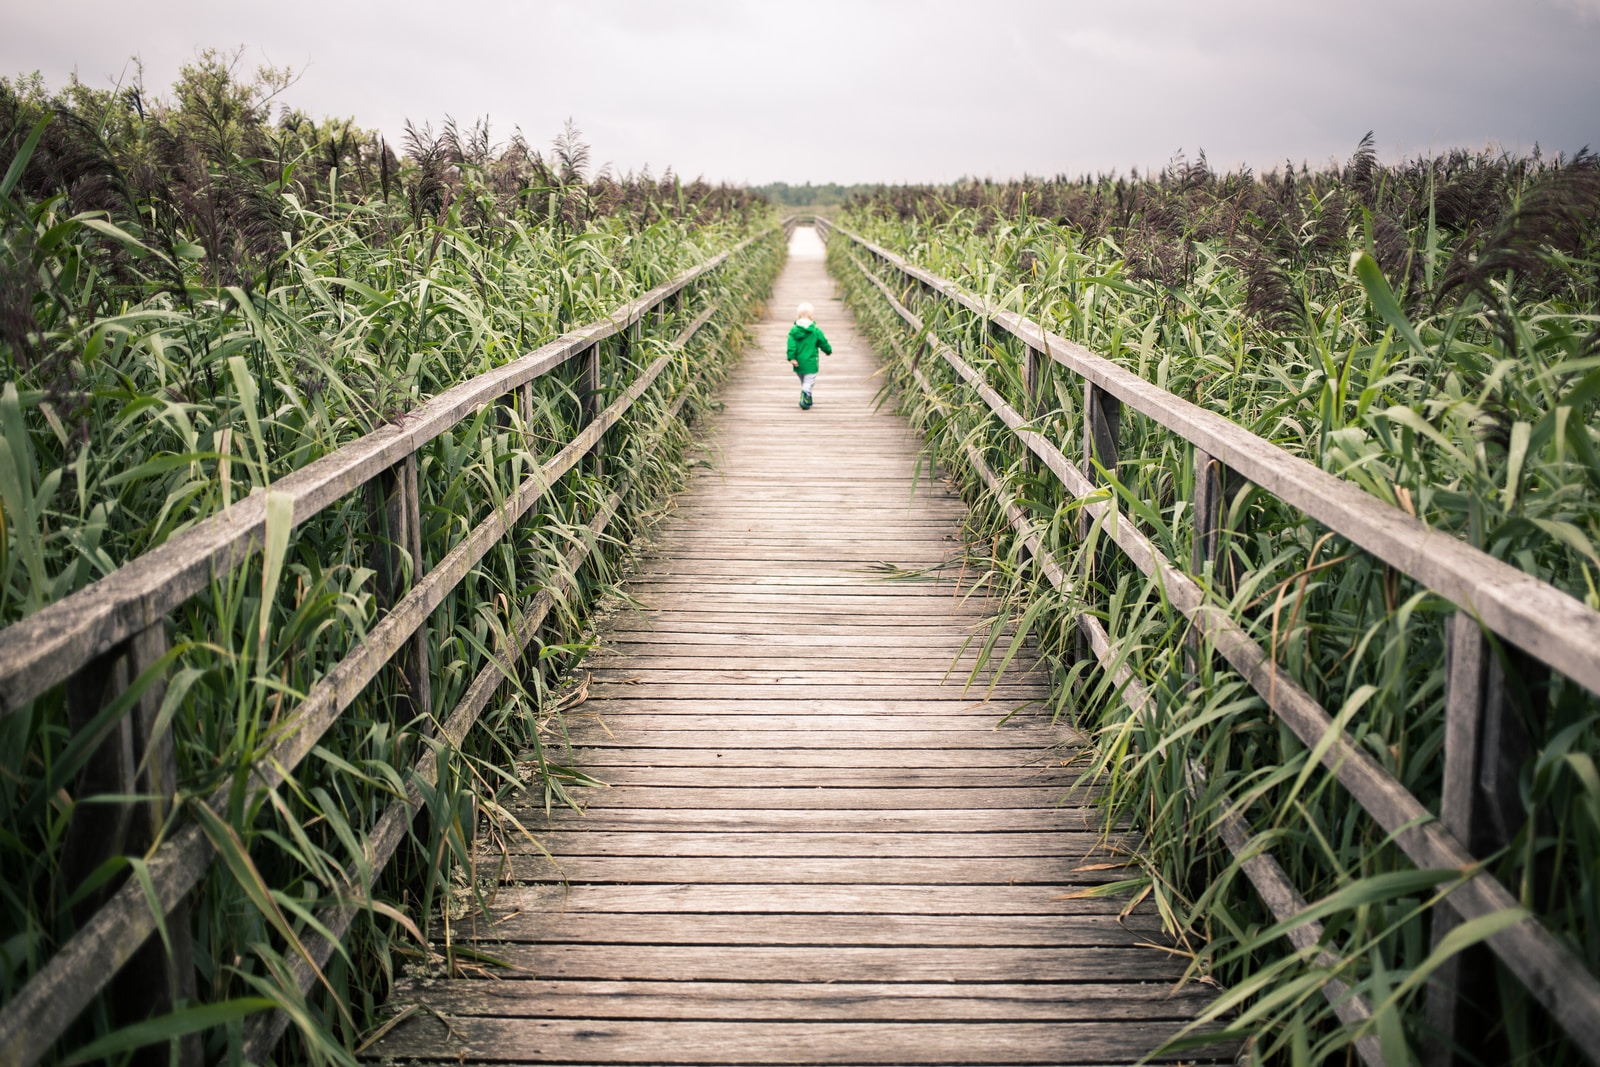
[2,0,1596,183]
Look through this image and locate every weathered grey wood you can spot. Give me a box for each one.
[1217,815,1386,1067]
[582,655,1025,675]
[378,227,1215,1066]
[432,944,1183,983]
[0,239,761,1067]
[1189,448,1225,581]
[598,630,992,648]
[540,766,1076,788]
[563,746,1070,768]
[369,1015,1235,1064]
[388,979,1211,1021]
[945,262,1600,1057]
[510,787,1099,812]
[835,227,1600,1061]
[60,644,141,921]
[545,730,1062,750]
[0,229,772,713]
[629,592,996,613]
[242,288,727,1064]
[627,579,979,598]
[563,696,1054,714]
[828,221,1600,702]
[1185,447,1226,673]
[367,455,432,728]
[558,717,1059,739]
[870,253,1386,1067]
[508,855,1133,884]
[56,624,201,1067]
[1083,381,1122,482]
[580,686,1047,704]
[511,809,1107,834]
[0,819,211,1067]
[602,611,996,631]
[1426,612,1491,1067]
[502,829,1126,857]
[1425,616,1553,1067]
[467,880,1142,914]
[560,714,1055,734]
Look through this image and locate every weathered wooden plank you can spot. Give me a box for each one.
[581,654,1021,673]
[585,660,1039,678]
[597,632,1002,648]
[366,1014,1228,1063]
[623,602,1000,622]
[504,855,1130,883]
[562,747,1075,768]
[504,830,1125,858]
[580,685,1047,703]
[580,674,1038,693]
[468,912,1161,946]
[481,882,1138,915]
[623,580,982,595]
[602,613,999,632]
[511,789,1100,815]
[544,768,1079,789]
[423,944,1181,983]
[542,730,1062,751]
[506,809,1109,834]
[558,698,1061,716]
[384,979,1212,1022]
[556,713,1054,731]
[535,769,1078,792]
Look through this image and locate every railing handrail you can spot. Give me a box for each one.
[820,220,1600,701]
[0,220,787,1067]
[0,235,758,713]
[821,217,1600,1061]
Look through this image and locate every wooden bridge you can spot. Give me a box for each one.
[5,220,1600,1067]
[361,227,1223,1064]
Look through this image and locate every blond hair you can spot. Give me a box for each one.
[795,302,815,320]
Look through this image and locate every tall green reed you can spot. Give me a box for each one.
[831,146,1599,1064]
[0,61,781,1065]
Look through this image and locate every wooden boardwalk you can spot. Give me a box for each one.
[370,227,1221,1065]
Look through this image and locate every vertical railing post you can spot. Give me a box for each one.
[1080,379,1122,544]
[580,341,604,478]
[1021,343,1042,477]
[518,382,534,435]
[1425,614,1548,1066]
[61,622,200,1067]
[367,455,432,735]
[1077,380,1121,662]
[1190,449,1224,579]
[1082,381,1122,485]
[1186,447,1225,674]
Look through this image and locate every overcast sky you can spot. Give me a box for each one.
[5,0,1599,185]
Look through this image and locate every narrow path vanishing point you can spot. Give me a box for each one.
[369,226,1224,1065]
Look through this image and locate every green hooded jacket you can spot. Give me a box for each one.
[786,320,832,375]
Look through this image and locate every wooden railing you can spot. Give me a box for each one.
[819,218,1600,1066]
[0,220,788,1066]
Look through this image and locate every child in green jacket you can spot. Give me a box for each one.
[786,302,832,410]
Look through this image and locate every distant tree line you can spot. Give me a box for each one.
[751,181,881,207]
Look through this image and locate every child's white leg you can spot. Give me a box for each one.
[800,373,817,396]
